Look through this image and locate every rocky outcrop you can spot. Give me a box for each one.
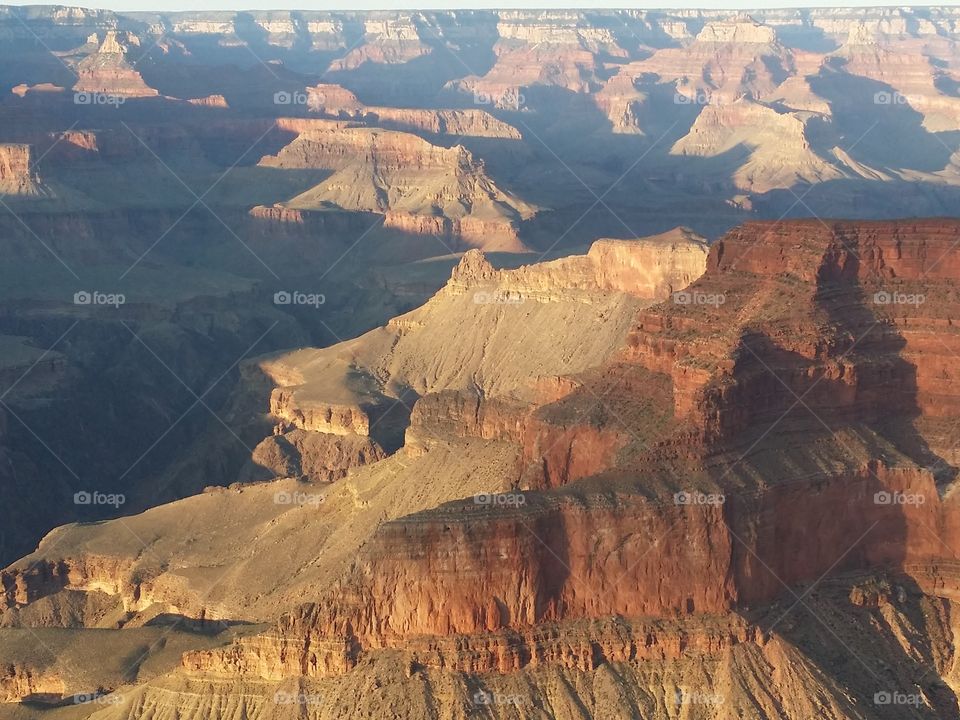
[0,665,64,704]
[248,429,385,483]
[0,144,45,196]
[627,219,960,433]
[269,390,370,436]
[670,99,845,192]
[624,17,790,106]
[72,31,159,98]
[381,211,524,253]
[181,219,960,686]
[406,390,629,489]
[449,10,627,103]
[443,229,709,300]
[258,231,708,440]
[307,83,522,139]
[696,16,778,45]
[326,15,433,71]
[187,94,229,108]
[259,125,534,251]
[183,463,955,678]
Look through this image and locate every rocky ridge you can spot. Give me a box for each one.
[165,220,960,716]
[257,123,534,251]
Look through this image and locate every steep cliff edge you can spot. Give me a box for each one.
[178,219,960,700]
[10,220,960,717]
[67,576,960,718]
[0,144,47,196]
[1,230,707,637]
[257,228,708,438]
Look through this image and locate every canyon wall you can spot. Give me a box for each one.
[182,219,960,681]
[0,144,43,196]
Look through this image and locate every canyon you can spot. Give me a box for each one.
[2,5,960,719]
[6,219,960,718]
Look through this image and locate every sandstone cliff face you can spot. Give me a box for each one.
[592,18,794,137]
[258,125,533,251]
[327,15,433,71]
[269,389,371,436]
[627,219,960,437]
[406,389,630,489]
[381,211,525,253]
[632,18,790,105]
[0,665,64,704]
[669,99,845,192]
[308,83,522,139]
[448,10,627,104]
[184,462,949,680]
[177,219,960,692]
[72,31,159,98]
[248,429,386,483]
[441,229,708,302]
[0,144,45,196]
[186,94,229,108]
[89,583,960,719]
[258,231,708,433]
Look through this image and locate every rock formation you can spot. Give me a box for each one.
[0,144,46,196]
[307,82,522,139]
[670,99,845,193]
[163,219,960,719]
[72,31,159,98]
[628,16,790,106]
[259,124,535,251]
[6,6,960,718]
[1,230,707,633]
[15,219,960,717]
